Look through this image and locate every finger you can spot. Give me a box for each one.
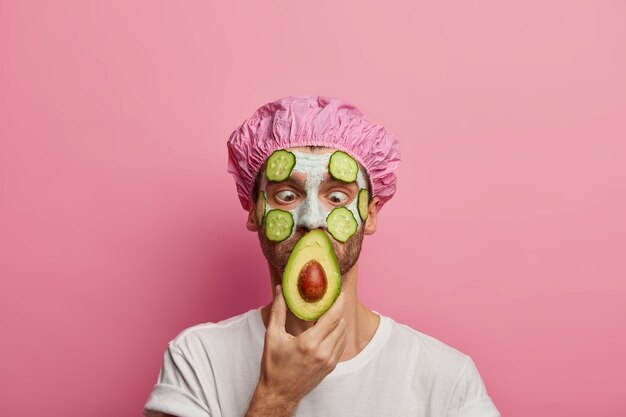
[320,317,347,349]
[268,285,287,333]
[325,320,348,365]
[303,291,345,340]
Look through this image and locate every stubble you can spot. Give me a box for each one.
[257,225,365,276]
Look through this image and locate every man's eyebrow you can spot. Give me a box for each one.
[268,174,306,188]
[320,172,357,187]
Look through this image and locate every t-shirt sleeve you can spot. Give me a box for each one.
[143,343,211,417]
[447,356,501,417]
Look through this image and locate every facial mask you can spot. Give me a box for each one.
[261,149,368,241]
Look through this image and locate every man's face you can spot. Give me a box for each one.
[252,147,369,275]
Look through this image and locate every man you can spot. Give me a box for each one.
[143,95,501,417]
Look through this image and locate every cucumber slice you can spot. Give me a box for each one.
[256,191,266,225]
[265,209,294,242]
[328,151,358,183]
[326,207,358,243]
[357,188,369,221]
[266,149,296,182]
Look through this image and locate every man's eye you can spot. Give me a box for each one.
[276,190,297,203]
[328,191,348,204]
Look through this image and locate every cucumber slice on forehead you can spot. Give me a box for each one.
[328,151,358,183]
[266,149,296,182]
[326,207,358,243]
[265,209,294,242]
[357,188,369,221]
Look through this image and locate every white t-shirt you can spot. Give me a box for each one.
[144,308,500,417]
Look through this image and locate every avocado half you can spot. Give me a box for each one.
[282,229,342,321]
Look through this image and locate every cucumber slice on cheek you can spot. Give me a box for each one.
[326,207,358,243]
[266,149,296,182]
[357,188,369,221]
[265,209,295,242]
[328,151,358,183]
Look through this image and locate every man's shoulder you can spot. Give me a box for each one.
[381,314,500,415]
[382,313,470,371]
[167,308,260,355]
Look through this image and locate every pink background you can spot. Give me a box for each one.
[1,1,625,416]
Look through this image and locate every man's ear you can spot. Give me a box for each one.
[363,196,381,235]
[246,206,259,232]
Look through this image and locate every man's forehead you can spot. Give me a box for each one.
[258,146,367,189]
[263,162,332,185]
[288,169,331,182]
[262,147,335,182]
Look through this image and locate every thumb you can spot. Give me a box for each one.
[269,284,287,332]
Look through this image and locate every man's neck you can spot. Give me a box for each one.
[260,261,381,362]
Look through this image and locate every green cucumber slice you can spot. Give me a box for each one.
[357,188,369,221]
[328,151,358,183]
[266,149,296,182]
[256,191,266,225]
[265,209,294,242]
[326,207,358,243]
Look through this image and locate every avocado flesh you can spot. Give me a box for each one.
[282,229,342,321]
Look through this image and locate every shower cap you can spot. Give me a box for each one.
[226,95,400,212]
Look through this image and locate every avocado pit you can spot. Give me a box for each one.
[297,260,327,302]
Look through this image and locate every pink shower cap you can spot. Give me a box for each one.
[226,95,400,212]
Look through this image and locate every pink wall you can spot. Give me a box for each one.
[1,1,625,416]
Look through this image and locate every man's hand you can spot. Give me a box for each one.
[245,285,347,417]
